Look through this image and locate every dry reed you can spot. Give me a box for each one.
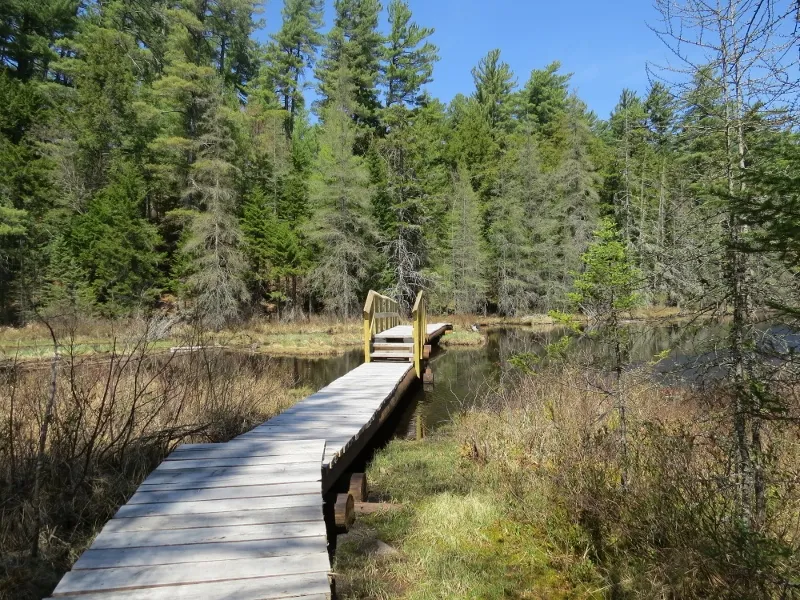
[0,318,301,600]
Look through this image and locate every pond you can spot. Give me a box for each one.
[273,319,795,440]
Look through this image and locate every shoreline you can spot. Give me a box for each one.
[0,309,720,365]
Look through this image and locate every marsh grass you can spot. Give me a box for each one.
[0,318,305,600]
[0,315,364,362]
[439,329,484,347]
[1,309,694,363]
[336,367,800,599]
[335,435,603,599]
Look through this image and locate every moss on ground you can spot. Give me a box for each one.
[334,435,603,599]
[440,329,485,347]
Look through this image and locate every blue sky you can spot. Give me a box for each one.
[257,0,674,120]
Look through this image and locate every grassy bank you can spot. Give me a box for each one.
[440,329,484,346]
[0,317,364,362]
[1,306,693,363]
[335,435,603,599]
[0,334,307,600]
[336,368,800,599]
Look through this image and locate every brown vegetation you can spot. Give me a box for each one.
[456,368,800,597]
[0,318,302,600]
[336,367,800,599]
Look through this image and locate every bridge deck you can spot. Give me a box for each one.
[49,321,451,600]
[375,322,451,342]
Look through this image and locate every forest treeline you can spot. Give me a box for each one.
[0,0,798,328]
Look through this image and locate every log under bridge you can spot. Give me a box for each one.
[48,291,451,600]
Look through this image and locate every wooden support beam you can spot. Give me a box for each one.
[334,493,355,531]
[348,473,368,503]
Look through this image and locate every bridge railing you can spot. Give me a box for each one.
[412,291,427,378]
[363,290,401,363]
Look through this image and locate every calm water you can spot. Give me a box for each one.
[271,320,796,439]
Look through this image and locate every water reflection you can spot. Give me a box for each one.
[225,319,796,440]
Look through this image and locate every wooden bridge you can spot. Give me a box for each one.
[49,292,451,600]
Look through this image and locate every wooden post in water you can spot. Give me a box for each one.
[412,291,426,378]
[363,291,376,363]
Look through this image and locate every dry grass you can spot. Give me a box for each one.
[0,316,364,362]
[337,367,800,599]
[335,436,600,599]
[440,329,484,347]
[0,319,306,600]
[0,309,699,363]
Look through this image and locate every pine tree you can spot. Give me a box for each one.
[264,0,324,132]
[52,12,147,201]
[519,61,570,136]
[69,164,162,313]
[306,63,375,318]
[607,89,647,247]
[445,165,486,313]
[489,155,535,316]
[472,49,515,132]
[565,217,641,486]
[375,0,438,311]
[147,5,218,216]
[207,0,260,93]
[0,0,80,82]
[182,89,248,329]
[551,95,602,305]
[382,0,437,109]
[316,0,383,139]
[471,50,515,208]
[445,93,496,192]
[241,186,306,315]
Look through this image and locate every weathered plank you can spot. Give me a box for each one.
[114,493,320,519]
[49,573,331,600]
[102,505,323,533]
[128,481,321,504]
[52,554,331,595]
[170,439,325,455]
[158,454,323,470]
[92,517,325,550]
[375,322,449,340]
[74,536,329,570]
[139,464,321,490]
[240,426,362,437]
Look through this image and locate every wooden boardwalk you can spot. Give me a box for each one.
[49,307,451,600]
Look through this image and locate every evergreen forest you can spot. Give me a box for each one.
[3,2,800,598]
[1,0,797,327]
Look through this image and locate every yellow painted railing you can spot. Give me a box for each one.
[363,291,401,363]
[411,291,426,378]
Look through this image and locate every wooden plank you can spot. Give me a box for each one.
[263,415,376,428]
[74,536,329,570]
[48,573,331,600]
[158,455,322,470]
[263,408,380,419]
[171,440,325,455]
[240,426,361,437]
[370,351,413,360]
[139,463,321,489]
[102,506,323,534]
[128,481,320,505]
[92,518,325,549]
[52,553,331,595]
[115,493,320,519]
[137,475,321,492]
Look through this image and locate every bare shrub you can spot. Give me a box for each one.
[455,367,800,598]
[0,318,298,600]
